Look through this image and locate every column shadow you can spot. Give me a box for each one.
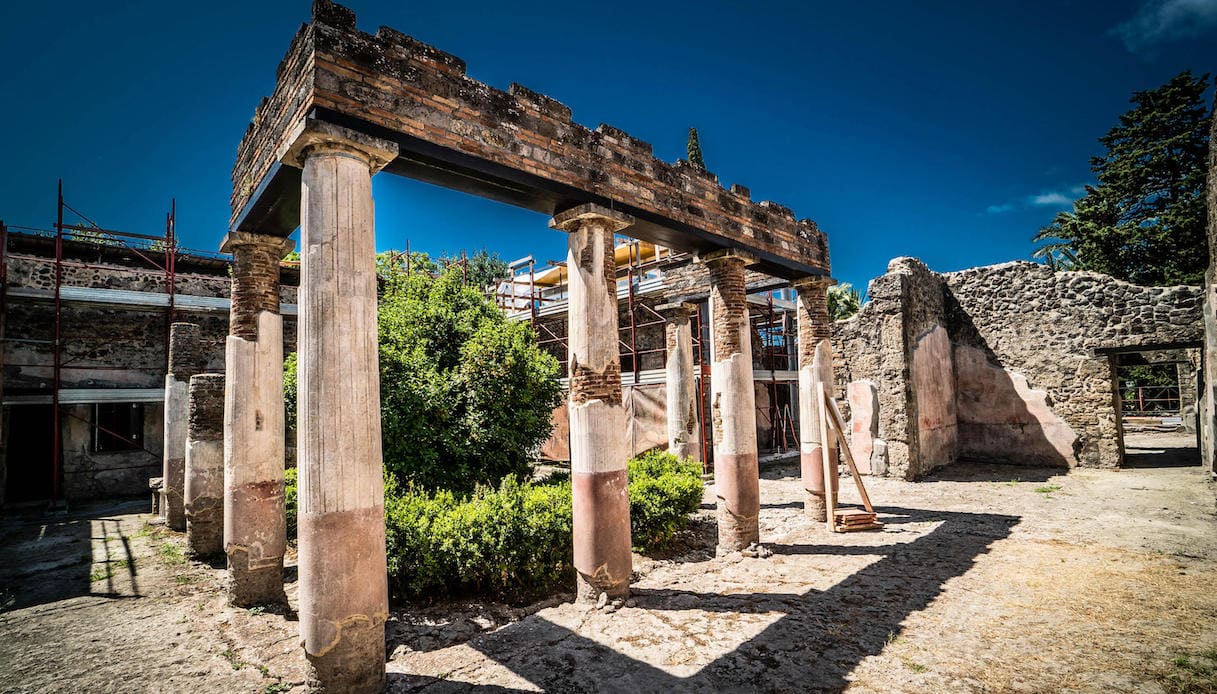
[387,507,1018,692]
[0,499,147,610]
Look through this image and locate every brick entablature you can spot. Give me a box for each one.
[231,0,830,277]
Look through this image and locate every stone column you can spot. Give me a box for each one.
[791,276,838,521]
[549,203,635,602]
[163,322,204,531]
[705,250,760,553]
[658,302,699,461]
[283,120,397,693]
[221,231,294,607]
[185,373,225,558]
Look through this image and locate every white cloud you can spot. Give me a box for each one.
[1030,192,1072,207]
[1113,0,1217,52]
[984,184,1084,215]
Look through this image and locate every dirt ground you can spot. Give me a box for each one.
[1,431,1214,693]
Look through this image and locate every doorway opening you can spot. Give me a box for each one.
[1113,349,1201,468]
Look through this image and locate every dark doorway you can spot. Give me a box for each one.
[4,405,55,502]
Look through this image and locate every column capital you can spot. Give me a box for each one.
[656,301,698,319]
[549,203,634,234]
[790,274,836,291]
[280,119,399,173]
[220,231,296,258]
[701,248,757,266]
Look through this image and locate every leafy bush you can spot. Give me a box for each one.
[284,467,297,542]
[384,475,572,602]
[284,264,562,492]
[282,352,298,430]
[283,462,705,602]
[627,451,706,550]
[380,451,705,602]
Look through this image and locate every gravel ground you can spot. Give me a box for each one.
[1,431,1214,693]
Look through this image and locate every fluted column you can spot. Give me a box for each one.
[791,276,838,521]
[185,373,225,558]
[221,231,293,607]
[163,322,204,531]
[549,203,635,602]
[283,120,398,693]
[705,250,760,552]
[658,302,699,461]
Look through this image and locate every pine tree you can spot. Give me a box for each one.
[1032,71,1211,285]
[687,127,706,171]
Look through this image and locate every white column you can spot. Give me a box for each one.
[550,203,635,602]
[284,120,398,693]
[221,232,294,607]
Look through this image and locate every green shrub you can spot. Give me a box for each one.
[284,264,562,493]
[284,467,298,542]
[287,450,704,602]
[627,450,705,551]
[384,475,572,602]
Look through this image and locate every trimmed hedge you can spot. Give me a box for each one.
[284,451,705,602]
[385,474,572,602]
[627,451,706,549]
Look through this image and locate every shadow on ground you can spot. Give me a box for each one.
[1122,440,1200,468]
[918,462,1063,483]
[0,499,147,611]
[388,506,1019,691]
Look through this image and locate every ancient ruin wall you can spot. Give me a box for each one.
[232,1,829,275]
[835,259,1203,477]
[834,258,956,479]
[945,261,1202,468]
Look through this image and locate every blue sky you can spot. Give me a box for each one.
[0,0,1213,294]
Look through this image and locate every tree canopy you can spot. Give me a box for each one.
[1033,70,1211,285]
[827,283,862,320]
[287,258,562,492]
[687,127,706,171]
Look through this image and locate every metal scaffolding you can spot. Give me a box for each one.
[0,181,230,502]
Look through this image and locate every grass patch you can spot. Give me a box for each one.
[1034,484,1062,498]
[157,541,186,565]
[220,648,245,671]
[174,574,198,585]
[1160,651,1217,693]
[247,606,265,616]
[901,657,929,674]
[89,567,108,583]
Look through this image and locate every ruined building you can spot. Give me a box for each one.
[0,218,298,504]
[835,257,1203,479]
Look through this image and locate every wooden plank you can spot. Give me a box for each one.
[825,393,876,514]
[817,382,838,533]
[838,522,885,532]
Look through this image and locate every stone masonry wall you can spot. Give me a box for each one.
[833,258,955,480]
[1202,91,1217,476]
[835,258,1203,477]
[946,262,1202,468]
